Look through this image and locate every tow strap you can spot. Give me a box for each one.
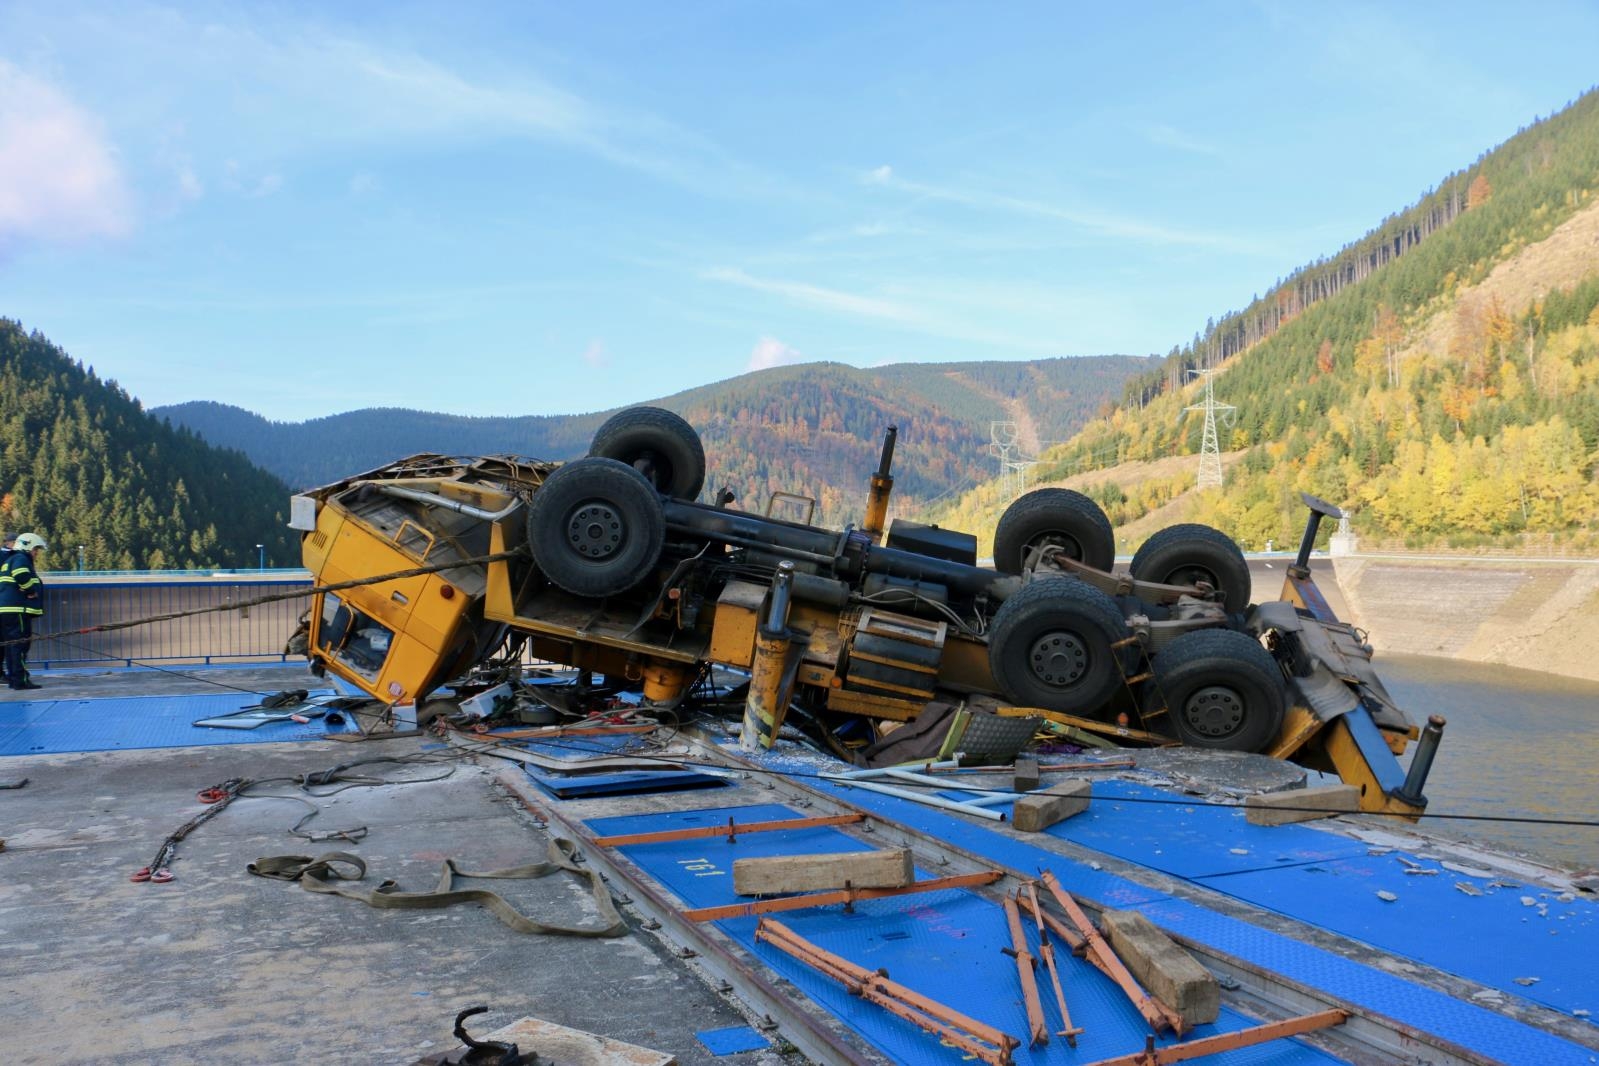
[247,836,627,937]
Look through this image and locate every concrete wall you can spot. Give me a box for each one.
[1327,557,1599,683]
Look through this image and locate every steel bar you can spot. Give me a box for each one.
[1002,894,1050,1047]
[465,722,658,741]
[1040,870,1187,1035]
[590,813,866,848]
[757,918,1018,1066]
[683,870,1003,923]
[924,759,1136,774]
[820,773,1007,821]
[1081,1009,1349,1065]
[1024,883,1082,1046]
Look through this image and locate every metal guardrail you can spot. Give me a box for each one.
[31,570,314,668]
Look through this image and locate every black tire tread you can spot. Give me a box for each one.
[526,457,665,598]
[1129,523,1251,613]
[992,489,1115,574]
[589,406,706,501]
[987,577,1127,714]
[1148,627,1285,752]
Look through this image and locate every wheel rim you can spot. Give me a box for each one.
[1027,631,1090,687]
[565,501,625,559]
[1181,684,1245,738]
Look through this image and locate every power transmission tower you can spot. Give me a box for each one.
[1184,370,1236,490]
[990,421,1035,500]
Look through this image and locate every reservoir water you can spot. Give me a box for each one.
[1376,654,1599,871]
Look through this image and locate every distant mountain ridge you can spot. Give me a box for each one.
[156,355,1156,525]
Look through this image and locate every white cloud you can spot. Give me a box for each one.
[177,165,204,200]
[704,266,1055,353]
[863,166,1269,254]
[1143,123,1222,157]
[222,159,284,198]
[0,62,132,248]
[581,339,608,368]
[864,164,893,184]
[349,172,378,195]
[747,336,805,372]
[705,266,918,323]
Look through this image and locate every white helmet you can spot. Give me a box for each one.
[14,533,46,552]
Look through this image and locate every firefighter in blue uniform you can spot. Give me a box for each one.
[1,532,47,690]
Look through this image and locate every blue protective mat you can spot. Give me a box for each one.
[802,774,1598,1065]
[1036,780,1372,876]
[587,803,1340,1065]
[0,691,358,755]
[1193,854,1598,1014]
[695,1025,769,1055]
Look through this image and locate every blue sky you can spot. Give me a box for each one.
[2,2,1596,421]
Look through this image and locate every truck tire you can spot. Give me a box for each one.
[589,406,706,501]
[987,578,1127,714]
[527,457,665,598]
[1129,524,1251,613]
[993,488,1115,574]
[1147,628,1286,752]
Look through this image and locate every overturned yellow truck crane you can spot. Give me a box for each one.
[291,407,1442,818]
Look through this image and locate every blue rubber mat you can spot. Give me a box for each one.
[1034,780,1372,877]
[801,773,1597,1064]
[586,803,1340,1065]
[1193,854,1597,1014]
[695,1025,769,1055]
[0,691,358,755]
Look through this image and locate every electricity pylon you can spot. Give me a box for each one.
[1184,370,1236,490]
[990,421,1035,500]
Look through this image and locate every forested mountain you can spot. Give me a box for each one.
[157,355,1153,525]
[931,88,1599,552]
[0,320,296,570]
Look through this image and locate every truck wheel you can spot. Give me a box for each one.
[527,457,665,597]
[1129,524,1251,612]
[987,578,1127,713]
[1148,628,1286,752]
[993,489,1114,574]
[589,406,706,501]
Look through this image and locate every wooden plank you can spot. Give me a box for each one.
[734,848,913,896]
[1244,784,1360,825]
[1100,910,1219,1026]
[1012,779,1092,832]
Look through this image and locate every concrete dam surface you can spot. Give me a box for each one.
[1248,555,1599,684]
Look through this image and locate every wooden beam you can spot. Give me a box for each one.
[734,848,913,896]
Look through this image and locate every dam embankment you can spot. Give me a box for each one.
[1247,555,1599,683]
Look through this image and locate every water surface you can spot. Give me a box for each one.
[1376,654,1599,870]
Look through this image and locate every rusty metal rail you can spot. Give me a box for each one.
[682,870,1002,923]
[591,813,866,848]
[1082,1009,1349,1065]
[757,917,1019,1066]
